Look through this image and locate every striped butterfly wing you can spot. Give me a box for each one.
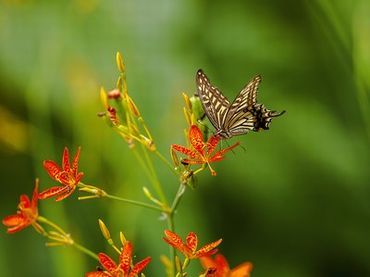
[196,69,230,131]
[223,75,262,136]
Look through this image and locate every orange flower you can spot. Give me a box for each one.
[171,125,239,175]
[86,241,151,277]
[39,147,84,201]
[163,230,222,259]
[3,179,40,234]
[200,254,253,277]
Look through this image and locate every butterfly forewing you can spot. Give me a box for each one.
[196,70,230,131]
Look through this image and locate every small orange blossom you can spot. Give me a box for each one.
[39,147,84,201]
[163,229,222,259]
[200,254,253,277]
[171,125,239,175]
[3,179,41,234]
[86,241,151,277]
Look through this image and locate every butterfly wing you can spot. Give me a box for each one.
[196,69,230,131]
[223,75,262,136]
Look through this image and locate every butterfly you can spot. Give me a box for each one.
[196,69,285,139]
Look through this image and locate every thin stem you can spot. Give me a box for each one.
[72,242,99,261]
[142,144,168,205]
[170,183,187,213]
[104,193,164,212]
[37,216,99,261]
[37,216,67,236]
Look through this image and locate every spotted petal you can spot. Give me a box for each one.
[129,257,151,277]
[62,147,71,172]
[189,125,205,155]
[98,253,117,272]
[38,186,69,200]
[195,238,222,258]
[163,230,185,253]
[43,160,63,180]
[120,242,133,273]
[186,232,198,253]
[230,262,253,277]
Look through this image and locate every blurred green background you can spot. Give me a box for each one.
[1,0,369,276]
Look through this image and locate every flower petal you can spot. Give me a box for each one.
[189,125,205,155]
[163,230,185,253]
[209,142,240,163]
[98,253,117,272]
[31,179,39,210]
[2,214,25,227]
[129,257,151,277]
[186,232,198,253]
[206,135,220,156]
[55,187,75,201]
[19,194,31,209]
[38,186,69,200]
[195,238,222,258]
[72,147,81,176]
[43,160,63,180]
[85,271,110,277]
[214,254,230,272]
[172,144,197,159]
[230,262,253,277]
[62,147,71,172]
[120,241,133,273]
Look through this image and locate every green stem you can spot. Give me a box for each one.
[142,144,168,205]
[170,183,187,213]
[37,216,67,236]
[72,242,99,261]
[37,216,99,261]
[167,182,187,277]
[104,193,164,212]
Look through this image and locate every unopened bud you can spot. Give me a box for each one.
[127,96,140,117]
[116,52,125,73]
[98,219,111,240]
[100,87,108,109]
[119,231,127,245]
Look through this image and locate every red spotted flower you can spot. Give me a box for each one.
[163,229,222,259]
[171,125,239,175]
[3,179,42,234]
[200,254,253,277]
[86,241,151,277]
[39,147,84,201]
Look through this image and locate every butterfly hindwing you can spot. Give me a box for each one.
[223,75,261,136]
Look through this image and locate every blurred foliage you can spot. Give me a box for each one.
[0,0,369,276]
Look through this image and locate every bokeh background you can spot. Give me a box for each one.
[1,0,369,276]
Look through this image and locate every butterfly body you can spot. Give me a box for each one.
[196,69,285,139]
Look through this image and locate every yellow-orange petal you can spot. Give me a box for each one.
[163,230,185,252]
[186,232,198,253]
[195,238,223,258]
[230,262,253,277]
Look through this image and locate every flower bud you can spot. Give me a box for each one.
[98,219,111,240]
[116,52,125,73]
